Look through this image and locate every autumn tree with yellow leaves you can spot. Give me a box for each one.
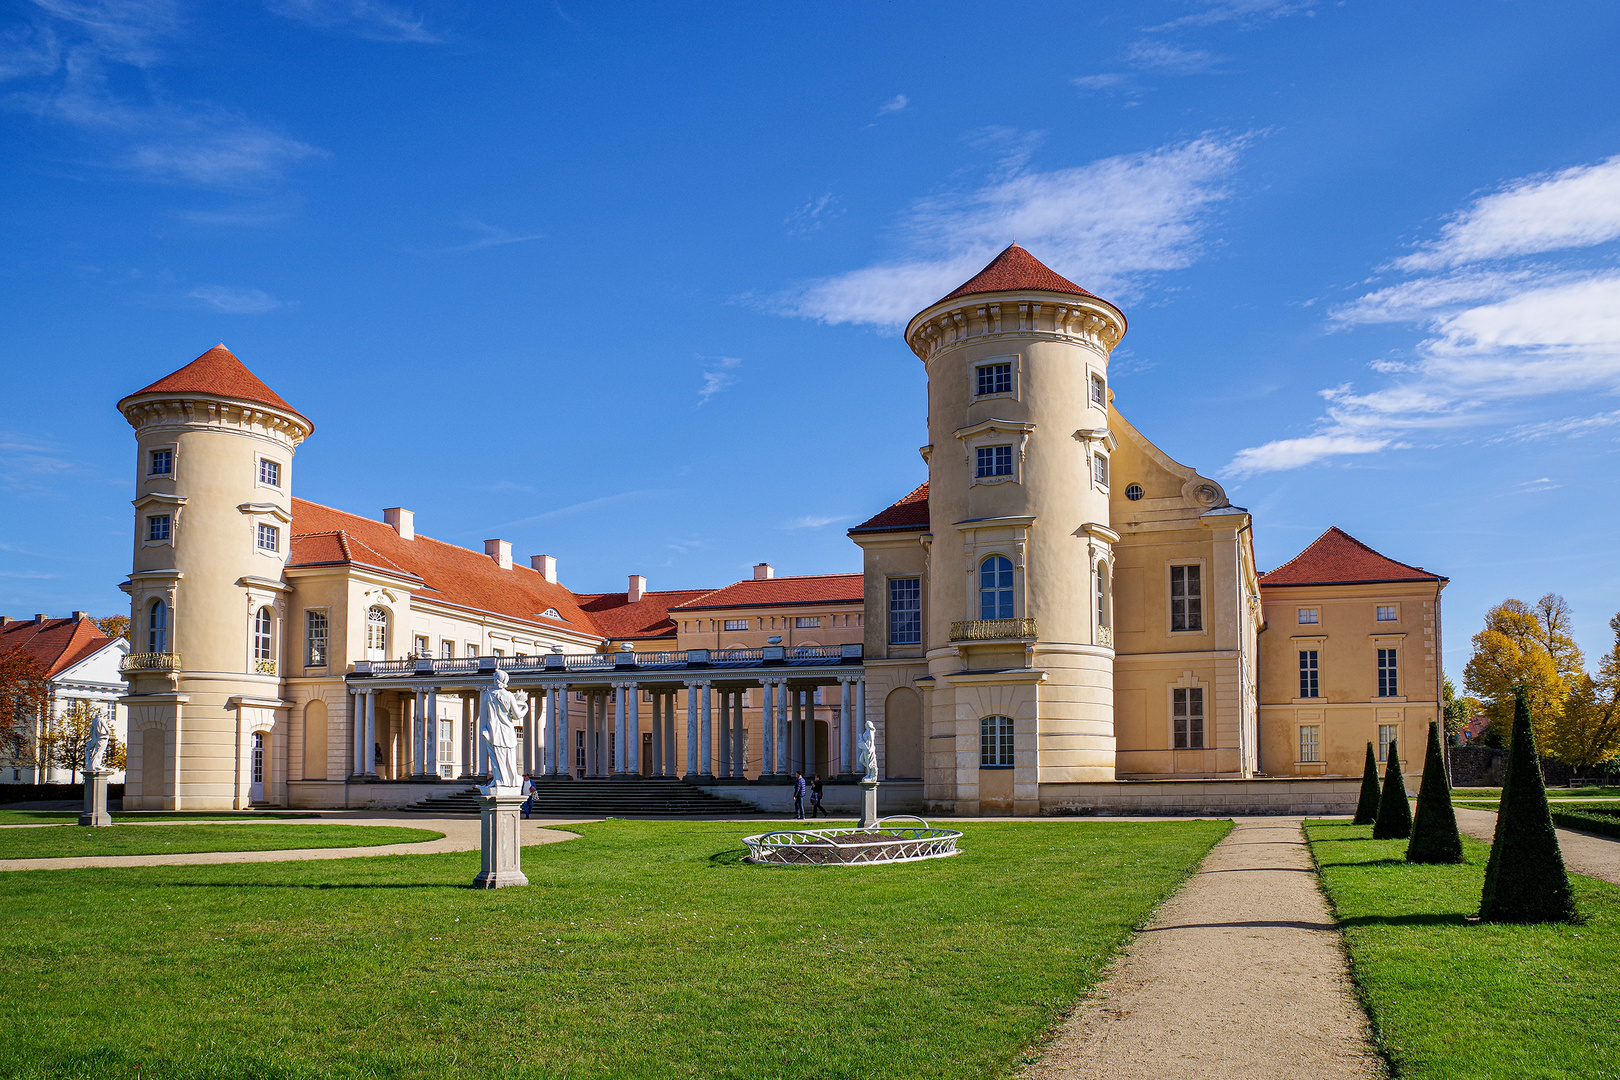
[1464,594,1585,747]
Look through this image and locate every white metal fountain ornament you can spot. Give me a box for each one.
[473,666,529,888]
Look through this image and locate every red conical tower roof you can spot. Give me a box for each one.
[940,243,1099,303]
[126,344,310,429]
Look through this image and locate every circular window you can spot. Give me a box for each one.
[1125,483,1144,501]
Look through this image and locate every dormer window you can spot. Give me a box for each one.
[539,608,562,621]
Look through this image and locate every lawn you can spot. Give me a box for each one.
[1306,820,1620,1080]
[0,818,1228,1080]
[0,823,442,858]
[1454,786,1620,800]
[0,809,321,825]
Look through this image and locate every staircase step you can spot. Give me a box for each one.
[400,781,759,817]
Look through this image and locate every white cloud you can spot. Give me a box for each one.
[446,218,544,252]
[1148,0,1316,30]
[1071,73,1134,93]
[1496,410,1620,443]
[784,134,1247,328]
[264,0,439,43]
[1125,41,1219,73]
[785,193,840,235]
[697,356,742,405]
[1223,434,1392,478]
[875,94,908,116]
[784,515,851,530]
[188,285,283,314]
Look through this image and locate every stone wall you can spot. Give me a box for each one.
[1447,746,1576,788]
[1039,778,1362,816]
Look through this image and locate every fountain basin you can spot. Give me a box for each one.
[742,815,962,866]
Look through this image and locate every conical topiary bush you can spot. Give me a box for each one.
[1480,688,1577,923]
[1353,742,1380,826]
[1371,738,1412,840]
[1407,720,1463,863]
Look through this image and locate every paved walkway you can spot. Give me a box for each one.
[1025,818,1382,1080]
[1455,806,1620,886]
[0,814,585,872]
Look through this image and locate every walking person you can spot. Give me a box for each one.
[809,774,827,818]
[792,771,807,819]
[520,772,534,819]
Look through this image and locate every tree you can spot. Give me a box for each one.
[1407,721,1463,863]
[0,645,52,771]
[1353,742,1380,825]
[1479,687,1577,923]
[45,699,123,784]
[94,614,130,642]
[1465,595,1584,748]
[1544,613,1620,770]
[1442,676,1482,741]
[1372,738,1413,839]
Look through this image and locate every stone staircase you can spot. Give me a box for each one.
[403,778,761,818]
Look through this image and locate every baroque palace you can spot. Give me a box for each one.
[116,245,1446,815]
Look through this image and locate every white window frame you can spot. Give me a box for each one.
[1377,723,1399,762]
[978,554,1016,621]
[1298,650,1319,699]
[147,515,171,542]
[258,457,282,489]
[957,419,1034,488]
[149,447,174,477]
[441,639,454,659]
[794,616,821,629]
[1298,607,1319,625]
[1092,452,1109,489]
[414,635,430,657]
[976,444,1015,479]
[1377,648,1399,698]
[971,354,1019,402]
[365,606,389,660]
[1299,724,1321,763]
[888,577,922,646]
[256,522,280,553]
[1090,372,1107,408]
[253,607,275,663]
[1171,683,1206,750]
[1168,562,1205,634]
[979,715,1015,767]
[1376,605,1399,622]
[723,618,749,631]
[305,608,329,667]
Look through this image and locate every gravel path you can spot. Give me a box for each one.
[1025,818,1382,1080]
[1454,806,1620,886]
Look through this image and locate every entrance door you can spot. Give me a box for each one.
[250,732,265,802]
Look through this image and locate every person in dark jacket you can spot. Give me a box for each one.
[792,772,807,819]
[809,775,827,817]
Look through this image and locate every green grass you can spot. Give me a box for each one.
[1306,820,1620,1079]
[0,818,1229,1080]
[1454,786,1620,800]
[0,809,321,825]
[0,823,442,858]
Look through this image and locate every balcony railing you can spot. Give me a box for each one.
[354,644,862,679]
[122,652,180,672]
[949,618,1038,642]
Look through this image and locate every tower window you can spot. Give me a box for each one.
[1170,565,1202,631]
[1377,648,1399,697]
[979,555,1014,620]
[1173,687,1205,749]
[1093,453,1109,486]
[259,459,281,487]
[147,515,171,542]
[305,609,328,667]
[976,445,1014,478]
[257,523,280,552]
[888,577,921,645]
[1095,561,1110,628]
[1090,373,1106,407]
[1299,650,1319,698]
[366,606,388,659]
[253,607,274,662]
[148,598,168,653]
[149,449,172,476]
[979,715,1014,767]
[975,363,1013,397]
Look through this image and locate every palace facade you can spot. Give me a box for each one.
[116,245,1446,814]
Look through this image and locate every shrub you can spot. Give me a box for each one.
[1353,742,1380,825]
[1407,720,1463,863]
[1479,687,1578,923]
[1371,738,1412,840]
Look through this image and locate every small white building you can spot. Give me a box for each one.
[0,613,129,784]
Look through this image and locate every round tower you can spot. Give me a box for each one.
[117,344,312,809]
[905,245,1127,805]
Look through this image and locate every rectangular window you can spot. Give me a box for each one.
[259,459,281,487]
[1298,650,1319,698]
[439,719,454,774]
[794,617,821,628]
[441,640,454,658]
[979,715,1015,766]
[575,730,586,774]
[257,523,279,552]
[466,644,478,658]
[1299,725,1321,763]
[414,635,429,656]
[1377,648,1398,697]
[976,362,1013,397]
[493,648,505,658]
[1090,373,1106,407]
[1378,724,1399,762]
[888,577,922,645]
[149,448,172,475]
[1093,453,1109,486]
[1298,608,1319,625]
[1172,687,1205,749]
[147,515,170,541]
[723,619,748,631]
[1376,605,1398,622]
[1170,565,1202,631]
[976,445,1014,478]
[305,609,329,667]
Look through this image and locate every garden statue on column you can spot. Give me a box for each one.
[79,705,114,827]
[858,719,879,828]
[473,667,530,888]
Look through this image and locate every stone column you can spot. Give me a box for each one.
[684,681,700,778]
[461,694,475,779]
[790,687,803,774]
[839,677,854,778]
[650,691,663,777]
[758,681,775,775]
[805,689,816,777]
[699,682,714,779]
[611,684,627,776]
[627,682,641,777]
[776,682,791,778]
[350,689,363,777]
[717,691,731,778]
[364,689,378,777]
[426,687,440,778]
[346,688,358,777]
[664,691,677,777]
[734,690,747,777]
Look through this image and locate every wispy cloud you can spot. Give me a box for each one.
[783,134,1248,328]
[1148,0,1317,31]
[784,514,852,530]
[188,284,283,314]
[487,490,662,532]
[264,0,439,43]
[1494,410,1620,443]
[0,430,84,494]
[785,193,840,235]
[1226,152,1620,477]
[446,218,544,252]
[1072,37,1223,98]
[876,94,908,116]
[697,356,742,405]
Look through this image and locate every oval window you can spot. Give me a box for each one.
[1125,483,1144,501]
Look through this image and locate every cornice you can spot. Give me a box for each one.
[905,292,1126,363]
[119,395,310,449]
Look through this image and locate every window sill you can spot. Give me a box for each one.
[1292,697,1329,705]
[978,764,1015,770]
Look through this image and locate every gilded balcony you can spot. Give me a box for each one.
[949,618,1037,642]
[122,652,180,672]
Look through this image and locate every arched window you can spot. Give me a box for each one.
[148,599,167,653]
[979,555,1014,620]
[253,607,274,662]
[979,715,1014,766]
[366,606,388,660]
[1095,561,1110,628]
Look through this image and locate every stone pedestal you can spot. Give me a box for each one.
[472,792,529,889]
[859,779,879,829]
[79,770,113,827]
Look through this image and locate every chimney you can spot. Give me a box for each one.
[627,575,647,603]
[0,616,10,627]
[384,507,414,540]
[753,563,774,580]
[485,539,512,570]
[72,611,89,622]
[34,613,48,624]
[531,554,558,583]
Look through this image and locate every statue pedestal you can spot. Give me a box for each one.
[472,792,529,889]
[79,770,113,827]
[858,779,879,829]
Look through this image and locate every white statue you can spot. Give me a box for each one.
[478,667,527,795]
[84,705,114,775]
[858,719,878,781]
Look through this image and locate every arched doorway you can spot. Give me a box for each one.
[885,687,923,779]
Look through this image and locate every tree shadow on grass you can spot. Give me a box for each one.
[160,881,467,890]
[1338,912,1473,928]
[708,848,749,866]
[1325,858,1411,868]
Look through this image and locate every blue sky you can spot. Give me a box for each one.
[4,0,1620,681]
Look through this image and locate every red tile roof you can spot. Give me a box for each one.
[849,482,930,534]
[287,499,598,635]
[124,344,310,429]
[575,589,717,641]
[940,244,1100,304]
[1259,527,1446,587]
[671,574,864,610]
[0,616,121,677]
